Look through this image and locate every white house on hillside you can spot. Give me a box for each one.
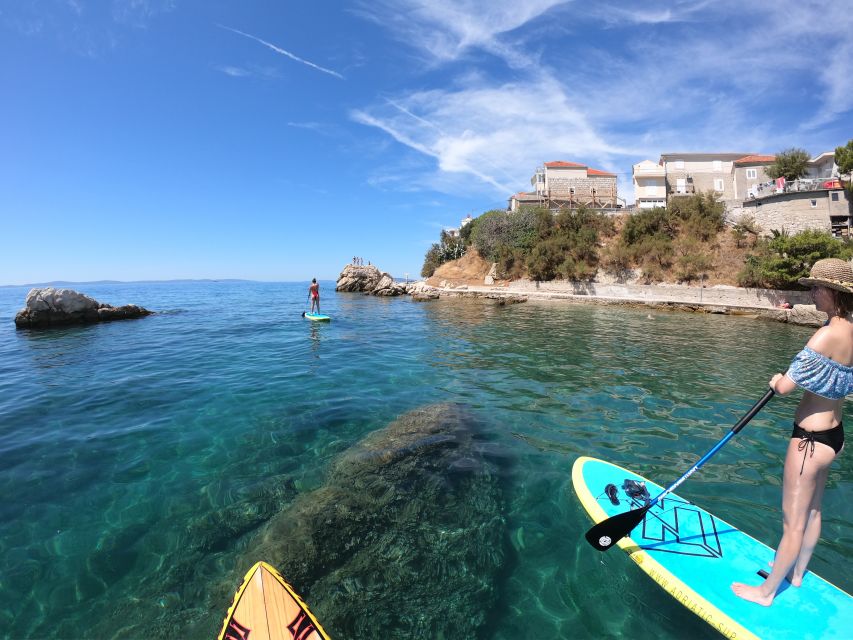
[658,152,752,203]
[632,160,666,209]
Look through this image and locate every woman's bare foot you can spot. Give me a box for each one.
[731,582,774,606]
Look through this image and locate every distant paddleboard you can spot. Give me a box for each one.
[572,456,853,640]
[218,561,330,640]
[303,312,331,322]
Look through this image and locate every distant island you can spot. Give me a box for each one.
[1,278,262,288]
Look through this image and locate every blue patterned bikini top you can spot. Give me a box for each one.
[787,346,853,399]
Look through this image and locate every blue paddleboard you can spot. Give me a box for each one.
[304,312,331,322]
[572,456,853,640]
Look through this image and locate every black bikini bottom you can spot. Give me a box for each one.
[791,422,844,474]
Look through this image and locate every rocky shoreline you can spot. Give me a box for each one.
[335,264,826,327]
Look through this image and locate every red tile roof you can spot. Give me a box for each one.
[544,161,586,168]
[511,192,538,199]
[734,155,776,165]
[544,161,615,176]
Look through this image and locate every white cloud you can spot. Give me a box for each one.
[354,0,851,197]
[217,65,250,77]
[355,0,570,67]
[354,73,628,196]
[111,0,175,28]
[219,25,344,79]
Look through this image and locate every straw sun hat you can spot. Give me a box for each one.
[798,258,853,294]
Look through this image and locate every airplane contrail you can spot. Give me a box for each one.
[219,25,344,79]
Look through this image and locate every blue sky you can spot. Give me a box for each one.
[1,0,851,285]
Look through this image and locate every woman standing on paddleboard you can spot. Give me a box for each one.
[309,278,320,314]
[733,258,852,606]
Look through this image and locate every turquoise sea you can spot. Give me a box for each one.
[0,281,850,639]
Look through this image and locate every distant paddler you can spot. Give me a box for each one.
[309,278,321,314]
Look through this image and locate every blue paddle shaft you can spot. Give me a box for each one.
[649,388,775,507]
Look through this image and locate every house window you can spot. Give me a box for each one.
[714,179,724,192]
[675,159,684,169]
[676,178,687,193]
[746,168,757,179]
[713,160,722,171]
[810,199,817,208]
[832,192,840,201]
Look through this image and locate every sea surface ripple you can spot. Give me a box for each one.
[0,281,849,639]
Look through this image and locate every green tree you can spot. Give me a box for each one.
[836,140,853,194]
[420,230,466,277]
[526,238,569,281]
[622,207,675,245]
[737,229,853,288]
[731,214,761,248]
[421,243,442,278]
[767,148,811,181]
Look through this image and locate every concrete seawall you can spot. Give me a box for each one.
[427,279,824,327]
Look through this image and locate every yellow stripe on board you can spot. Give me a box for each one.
[218,561,332,640]
[571,456,759,640]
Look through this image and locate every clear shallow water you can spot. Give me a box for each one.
[0,281,849,639]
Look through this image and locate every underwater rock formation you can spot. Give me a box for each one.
[238,403,507,639]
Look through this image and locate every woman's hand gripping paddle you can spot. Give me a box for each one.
[585,388,775,552]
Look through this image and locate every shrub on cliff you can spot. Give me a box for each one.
[737,229,853,288]
[525,207,613,281]
[469,208,544,261]
[421,230,466,277]
[670,192,726,241]
[526,238,570,281]
[618,194,723,282]
[675,237,714,283]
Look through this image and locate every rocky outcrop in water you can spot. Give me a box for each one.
[336,264,384,292]
[408,281,440,301]
[235,403,507,639]
[14,288,152,329]
[336,264,407,296]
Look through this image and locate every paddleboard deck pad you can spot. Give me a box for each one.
[218,561,330,640]
[304,313,331,322]
[572,456,852,640]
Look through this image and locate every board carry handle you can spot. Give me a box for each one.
[584,388,775,552]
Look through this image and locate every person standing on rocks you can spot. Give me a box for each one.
[309,278,321,314]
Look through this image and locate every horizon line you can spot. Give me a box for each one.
[0,277,348,288]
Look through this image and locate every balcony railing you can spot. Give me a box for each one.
[747,177,842,200]
[668,184,695,195]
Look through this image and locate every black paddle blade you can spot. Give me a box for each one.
[585,504,651,551]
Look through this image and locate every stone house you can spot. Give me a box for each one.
[741,188,852,238]
[732,155,775,201]
[508,160,618,211]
